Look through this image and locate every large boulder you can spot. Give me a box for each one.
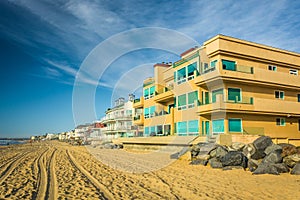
[264,144,282,155]
[208,157,223,168]
[273,163,290,173]
[243,143,256,159]
[220,151,248,168]
[251,149,266,160]
[262,151,282,164]
[209,146,228,159]
[252,163,279,175]
[278,143,298,157]
[190,159,208,166]
[283,154,300,168]
[253,136,273,152]
[248,159,260,172]
[291,162,300,175]
[230,142,246,151]
[199,142,218,154]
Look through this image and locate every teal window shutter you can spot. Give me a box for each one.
[144,127,149,135]
[188,91,198,105]
[149,86,155,95]
[144,88,149,98]
[144,107,149,116]
[177,67,186,81]
[177,121,187,135]
[178,94,187,106]
[150,106,155,114]
[228,88,241,102]
[188,120,199,133]
[150,126,156,134]
[222,60,236,71]
[212,89,223,103]
[212,119,224,134]
[229,119,242,132]
[187,63,197,76]
[210,60,217,68]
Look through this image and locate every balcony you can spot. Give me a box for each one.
[133,97,144,108]
[197,95,300,116]
[133,115,144,125]
[101,125,132,133]
[144,111,173,125]
[153,87,174,103]
[194,65,300,89]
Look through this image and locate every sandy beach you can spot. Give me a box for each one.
[0,141,300,200]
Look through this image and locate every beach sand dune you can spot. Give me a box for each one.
[0,141,300,199]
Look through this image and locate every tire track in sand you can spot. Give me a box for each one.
[66,149,114,200]
[35,147,49,200]
[0,151,31,185]
[46,148,57,200]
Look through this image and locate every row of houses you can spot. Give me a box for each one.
[99,34,300,141]
[34,34,300,143]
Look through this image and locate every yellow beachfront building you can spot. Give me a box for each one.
[133,35,300,140]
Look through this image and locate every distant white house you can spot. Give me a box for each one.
[100,94,135,139]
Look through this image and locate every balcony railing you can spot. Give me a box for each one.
[223,65,254,74]
[134,98,141,103]
[225,96,254,104]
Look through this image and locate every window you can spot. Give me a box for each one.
[164,124,171,135]
[275,91,284,100]
[212,88,223,103]
[156,125,163,135]
[177,67,186,84]
[268,65,277,71]
[212,119,224,134]
[187,62,198,80]
[276,118,285,126]
[149,106,156,117]
[150,126,156,135]
[222,60,236,71]
[177,121,187,135]
[149,86,155,98]
[298,94,300,102]
[229,119,242,132]
[144,127,149,135]
[188,120,199,134]
[178,94,187,110]
[228,88,241,102]
[210,60,217,68]
[144,108,149,119]
[188,91,198,108]
[144,88,149,99]
[204,63,209,70]
[290,69,298,75]
[202,91,210,104]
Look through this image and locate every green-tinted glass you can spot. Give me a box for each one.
[229,119,242,132]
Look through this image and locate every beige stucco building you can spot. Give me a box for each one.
[133,35,300,140]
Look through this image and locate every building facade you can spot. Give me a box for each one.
[133,35,300,139]
[100,94,135,139]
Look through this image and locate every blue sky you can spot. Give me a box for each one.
[1,0,300,138]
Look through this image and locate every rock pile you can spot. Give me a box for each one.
[190,136,300,175]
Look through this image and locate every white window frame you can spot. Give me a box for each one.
[275,90,284,100]
[289,69,298,75]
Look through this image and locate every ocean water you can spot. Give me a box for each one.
[0,140,25,146]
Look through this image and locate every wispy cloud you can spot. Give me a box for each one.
[3,0,300,91]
